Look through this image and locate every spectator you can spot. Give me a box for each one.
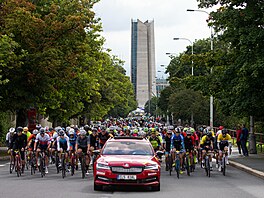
[240,124,249,156]
[236,124,242,155]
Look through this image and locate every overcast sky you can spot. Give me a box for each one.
[94,0,214,78]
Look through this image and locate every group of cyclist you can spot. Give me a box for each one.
[5,117,232,177]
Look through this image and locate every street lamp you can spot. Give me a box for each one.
[173,37,194,76]
[187,8,214,128]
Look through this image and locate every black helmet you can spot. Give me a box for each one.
[222,129,228,135]
[207,131,212,137]
[39,128,45,134]
[17,126,23,133]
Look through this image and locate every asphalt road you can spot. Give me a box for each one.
[0,160,263,198]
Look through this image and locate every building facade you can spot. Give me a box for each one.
[131,19,156,109]
[156,78,169,97]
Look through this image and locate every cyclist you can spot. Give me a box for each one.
[75,129,91,175]
[200,130,214,170]
[90,128,99,150]
[23,127,31,140]
[34,128,51,174]
[57,130,70,170]
[10,127,27,173]
[184,130,195,171]
[98,127,112,148]
[217,128,232,171]
[164,130,173,171]
[27,129,38,162]
[68,128,77,169]
[171,127,185,174]
[6,127,15,149]
[148,130,161,152]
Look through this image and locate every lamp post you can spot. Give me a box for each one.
[173,37,194,126]
[187,9,214,128]
[173,37,194,76]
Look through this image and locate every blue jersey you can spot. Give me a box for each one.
[68,134,77,147]
[171,134,185,151]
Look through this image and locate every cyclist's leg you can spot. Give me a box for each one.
[218,150,223,171]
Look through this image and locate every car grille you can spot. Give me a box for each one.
[111,166,143,174]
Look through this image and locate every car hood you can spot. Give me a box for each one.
[97,155,159,167]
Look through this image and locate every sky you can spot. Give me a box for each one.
[93,0,214,78]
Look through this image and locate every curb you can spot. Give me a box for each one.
[229,160,264,180]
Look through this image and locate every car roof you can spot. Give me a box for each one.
[107,136,149,143]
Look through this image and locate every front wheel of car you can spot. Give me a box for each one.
[94,182,103,191]
[151,184,160,191]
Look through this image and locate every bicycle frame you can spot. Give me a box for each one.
[14,150,21,177]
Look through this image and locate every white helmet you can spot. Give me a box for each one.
[80,130,86,136]
[9,127,15,133]
[33,129,38,135]
[69,128,75,135]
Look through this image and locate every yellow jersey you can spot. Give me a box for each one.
[217,133,232,142]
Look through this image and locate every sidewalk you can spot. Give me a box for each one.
[229,147,264,179]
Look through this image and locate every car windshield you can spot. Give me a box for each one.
[102,141,154,155]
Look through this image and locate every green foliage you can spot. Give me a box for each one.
[0,0,137,125]
[0,111,11,144]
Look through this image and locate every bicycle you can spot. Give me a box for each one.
[185,151,191,176]
[221,146,229,176]
[175,150,181,179]
[54,150,60,174]
[204,150,213,177]
[79,151,89,179]
[70,151,76,176]
[14,150,22,177]
[166,152,173,176]
[30,152,37,175]
[39,150,46,178]
[9,150,15,174]
[61,152,66,179]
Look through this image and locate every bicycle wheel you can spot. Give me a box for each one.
[175,158,180,179]
[55,152,60,174]
[207,157,211,177]
[62,155,66,179]
[40,155,45,178]
[71,154,75,176]
[168,155,173,176]
[9,157,14,174]
[185,155,190,176]
[81,155,86,179]
[223,156,226,176]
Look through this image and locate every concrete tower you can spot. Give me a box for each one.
[131,19,156,109]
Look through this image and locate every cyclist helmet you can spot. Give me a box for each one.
[58,130,65,136]
[222,129,228,135]
[190,127,195,133]
[9,127,15,133]
[36,124,42,130]
[167,125,174,130]
[207,131,213,137]
[39,128,45,134]
[44,126,49,133]
[219,126,224,130]
[66,126,71,133]
[33,129,38,135]
[186,130,192,136]
[69,128,75,135]
[203,128,209,135]
[175,127,181,133]
[17,126,23,133]
[144,127,149,132]
[167,130,173,134]
[80,129,86,136]
[23,127,29,132]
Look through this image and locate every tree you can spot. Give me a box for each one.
[0,0,136,126]
[197,0,264,118]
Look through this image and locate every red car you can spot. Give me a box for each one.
[93,136,161,191]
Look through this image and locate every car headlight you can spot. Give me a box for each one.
[96,163,110,170]
[145,164,159,170]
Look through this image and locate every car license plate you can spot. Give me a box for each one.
[117,175,137,180]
